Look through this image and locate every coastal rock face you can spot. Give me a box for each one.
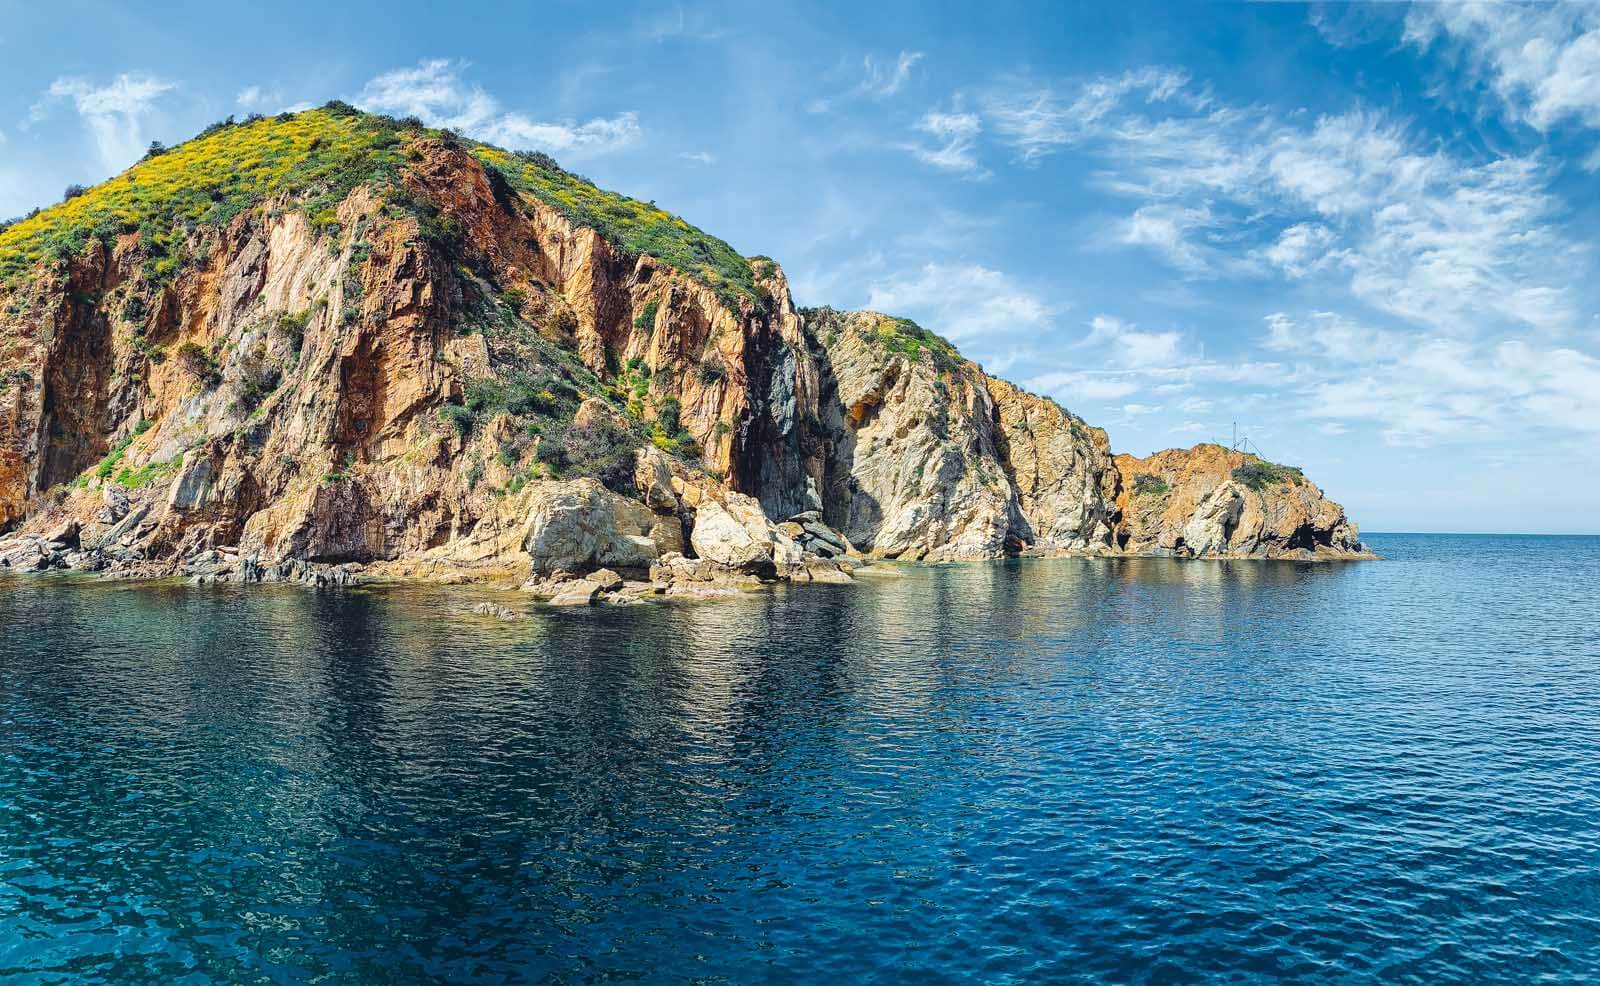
[985,376,1117,552]
[803,310,1017,560]
[1112,445,1372,560]
[0,107,1373,589]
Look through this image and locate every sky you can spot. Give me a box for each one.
[2,0,1598,533]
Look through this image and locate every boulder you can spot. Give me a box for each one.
[549,579,602,606]
[1181,483,1245,557]
[522,479,664,574]
[689,491,803,573]
[0,536,57,572]
[633,447,680,514]
[467,602,523,621]
[589,567,624,591]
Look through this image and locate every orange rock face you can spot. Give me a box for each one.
[1112,445,1373,559]
[0,126,1373,583]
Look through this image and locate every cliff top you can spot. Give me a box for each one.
[0,103,757,308]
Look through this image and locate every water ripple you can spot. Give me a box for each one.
[1,534,1598,982]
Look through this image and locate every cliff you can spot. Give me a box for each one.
[0,106,1373,593]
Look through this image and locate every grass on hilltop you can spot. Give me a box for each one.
[471,145,758,311]
[0,104,760,314]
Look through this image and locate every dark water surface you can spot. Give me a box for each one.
[2,534,1598,983]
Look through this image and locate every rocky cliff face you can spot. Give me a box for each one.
[1111,445,1368,560]
[0,107,1373,591]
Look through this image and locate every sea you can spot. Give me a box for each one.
[2,533,1597,983]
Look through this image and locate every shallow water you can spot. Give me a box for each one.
[2,534,1598,983]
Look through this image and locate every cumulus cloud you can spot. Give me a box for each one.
[28,73,177,173]
[865,262,1050,340]
[357,59,640,157]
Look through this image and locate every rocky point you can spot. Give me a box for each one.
[0,106,1373,604]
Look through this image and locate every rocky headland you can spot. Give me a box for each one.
[0,106,1373,602]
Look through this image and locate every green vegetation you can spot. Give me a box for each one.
[1132,473,1171,497]
[473,146,759,311]
[0,106,411,285]
[92,435,136,480]
[2,106,762,326]
[633,300,659,330]
[1231,459,1304,491]
[868,316,962,373]
[698,356,727,385]
[113,456,181,490]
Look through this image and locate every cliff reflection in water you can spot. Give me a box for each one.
[5,538,1598,983]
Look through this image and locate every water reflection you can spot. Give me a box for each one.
[3,540,1599,982]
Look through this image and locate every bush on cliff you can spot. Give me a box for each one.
[1231,460,1303,491]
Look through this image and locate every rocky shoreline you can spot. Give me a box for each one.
[0,109,1375,597]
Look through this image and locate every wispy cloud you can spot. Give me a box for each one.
[358,59,640,157]
[857,51,925,98]
[1002,71,1579,336]
[677,150,716,165]
[1263,311,1600,445]
[905,110,986,175]
[28,73,177,173]
[1404,4,1600,131]
[865,262,1050,341]
[981,67,1195,163]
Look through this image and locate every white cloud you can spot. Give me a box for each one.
[1003,70,1582,334]
[858,51,925,98]
[677,151,716,165]
[236,85,273,109]
[1405,4,1600,131]
[865,262,1050,340]
[1083,315,1184,368]
[906,110,985,174]
[981,68,1194,163]
[1259,222,1339,278]
[1024,371,1142,403]
[1262,312,1600,445]
[357,59,640,158]
[29,73,177,173]
[1122,403,1163,417]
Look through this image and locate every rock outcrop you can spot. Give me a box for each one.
[0,107,1373,601]
[1112,445,1371,560]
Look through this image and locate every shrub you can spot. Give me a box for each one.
[175,341,216,380]
[439,403,475,436]
[535,418,638,494]
[501,287,526,314]
[655,396,682,436]
[1132,473,1170,497]
[698,356,727,385]
[234,345,281,412]
[143,141,167,160]
[871,316,961,373]
[63,184,90,202]
[633,300,659,331]
[1231,460,1303,491]
[274,310,311,350]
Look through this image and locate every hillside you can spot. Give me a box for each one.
[0,105,1373,593]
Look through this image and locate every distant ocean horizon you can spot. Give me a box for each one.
[3,532,1598,982]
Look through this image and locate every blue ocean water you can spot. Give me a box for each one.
[1,533,1598,983]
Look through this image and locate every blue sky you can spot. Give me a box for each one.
[3,0,1598,533]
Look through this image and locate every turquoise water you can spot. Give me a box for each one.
[2,534,1598,983]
